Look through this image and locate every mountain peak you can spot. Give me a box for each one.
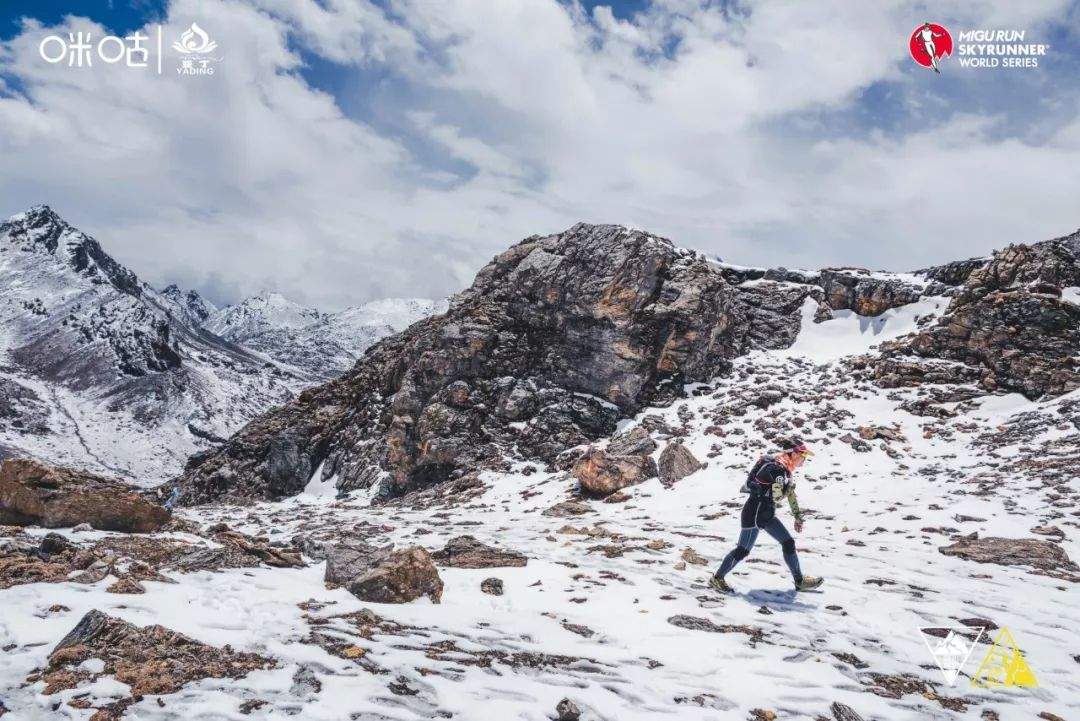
[1,204,143,298]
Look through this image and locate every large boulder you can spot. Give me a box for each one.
[573,427,659,497]
[324,544,443,604]
[177,224,749,503]
[431,535,527,568]
[0,458,168,533]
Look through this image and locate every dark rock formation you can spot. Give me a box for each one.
[875,240,1080,399]
[431,535,527,568]
[917,257,989,287]
[177,224,750,503]
[0,458,169,532]
[720,263,928,317]
[818,269,922,316]
[324,544,443,603]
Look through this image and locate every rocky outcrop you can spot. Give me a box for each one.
[658,442,704,486]
[818,270,923,316]
[175,527,303,571]
[939,536,1078,577]
[0,458,168,532]
[917,257,989,287]
[431,535,527,568]
[177,224,749,503]
[572,427,658,497]
[39,610,273,703]
[720,264,927,317]
[875,240,1080,399]
[324,544,443,603]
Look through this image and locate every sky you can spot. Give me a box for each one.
[1,1,1079,309]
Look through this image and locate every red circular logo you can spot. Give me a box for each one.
[909,23,953,72]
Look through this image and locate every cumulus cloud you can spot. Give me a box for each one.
[0,0,1078,309]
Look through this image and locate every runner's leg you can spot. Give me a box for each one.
[715,527,759,578]
[762,517,802,584]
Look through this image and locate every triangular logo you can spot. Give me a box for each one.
[918,626,984,686]
[971,627,1038,688]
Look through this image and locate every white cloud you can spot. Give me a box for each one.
[0,0,1077,309]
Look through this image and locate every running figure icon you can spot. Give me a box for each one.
[909,22,953,74]
[918,22,945,73]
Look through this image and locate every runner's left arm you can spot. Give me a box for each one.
[787,485,803,523]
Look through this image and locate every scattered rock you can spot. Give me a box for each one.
[602,490,631,503]
[325,544,443,604]
[176,529,303,572]
[105,577,145,594]
[680,547,708,566]
[542,500,591,518]
[431,535,527,568]
[830,701,865,721]
[666,615,764,643]
[481,577,503,596]
[40,610,272,701]
[0,458,169,533]
[658,442,704,486]
[555,697,581,721]
[857,425,904,442]
[939,536,1078,577]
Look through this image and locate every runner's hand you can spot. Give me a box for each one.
[794,519,804,533]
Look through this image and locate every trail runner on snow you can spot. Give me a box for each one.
[709,440,823,593]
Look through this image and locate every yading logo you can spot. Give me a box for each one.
[909,22,953,74]
[919,626,984,686]
[918,625,1038,688]
[171,22,222,77]
[172,22,218,55]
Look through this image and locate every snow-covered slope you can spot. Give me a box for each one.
[206,293,447,381]
[3,286,1077,720]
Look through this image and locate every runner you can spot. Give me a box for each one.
[709,440,823,592]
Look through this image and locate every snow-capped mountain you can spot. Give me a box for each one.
[205,294,446,381]
[158,284,219,327]
[0,206,442,482]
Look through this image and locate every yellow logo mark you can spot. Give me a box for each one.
[971,627,1038,688]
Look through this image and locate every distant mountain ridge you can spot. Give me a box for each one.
[0,205,444,482]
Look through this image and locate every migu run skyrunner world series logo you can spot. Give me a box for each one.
[908,22,1048,74]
